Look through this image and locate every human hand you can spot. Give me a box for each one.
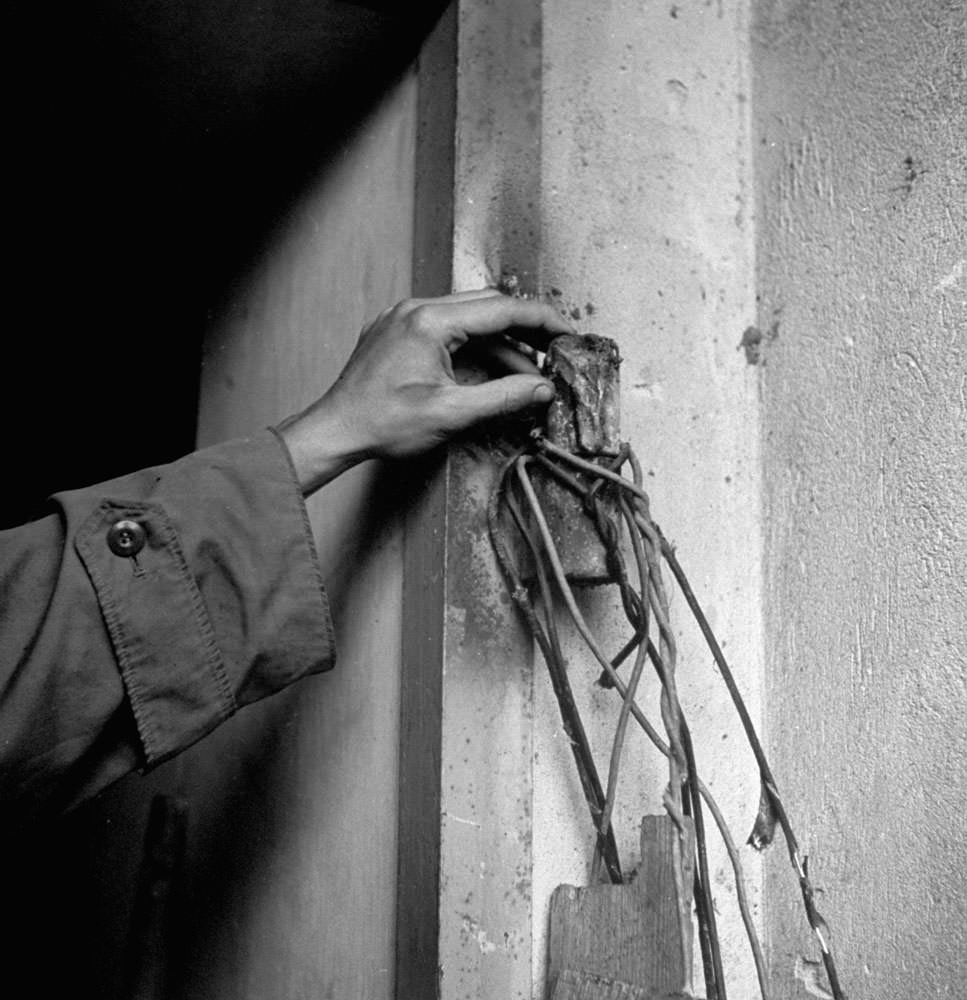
[276,289,573,495]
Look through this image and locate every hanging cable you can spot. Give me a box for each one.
[488,430,846,1000]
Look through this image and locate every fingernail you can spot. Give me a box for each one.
[533,382,554,404]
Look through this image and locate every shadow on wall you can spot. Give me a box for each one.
[1,0,446,527]
[170,463,408,997]
[3,3,445,998]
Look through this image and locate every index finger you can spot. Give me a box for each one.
[427,294,576,352]
[408,288,503,308]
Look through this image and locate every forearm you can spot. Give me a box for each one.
[0,289,570,828]
[0,431,334,828]
[275,400,369,497]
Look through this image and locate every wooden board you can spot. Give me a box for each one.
[547,816,695,998]
[552,968,692,1000]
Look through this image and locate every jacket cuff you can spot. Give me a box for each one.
[69,430,335,768]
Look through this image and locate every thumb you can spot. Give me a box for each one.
[444,375,555,431]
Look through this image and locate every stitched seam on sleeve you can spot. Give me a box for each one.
[75,499,238,765]
[75,503,160,760]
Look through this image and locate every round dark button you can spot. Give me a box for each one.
[107,519,146,558]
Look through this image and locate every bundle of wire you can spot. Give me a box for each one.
[487,430,844,1000]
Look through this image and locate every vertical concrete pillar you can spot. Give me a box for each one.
[398,5,542,998]
[446,6,543,997]
[535,3,762,996]
[402,2,763,997]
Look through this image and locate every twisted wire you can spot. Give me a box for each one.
[488,451,624,884]
[518,445,725,993]
[526,434,845,1000]
[514,459,723,1000]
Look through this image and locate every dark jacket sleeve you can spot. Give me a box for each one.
[0,429,335,826]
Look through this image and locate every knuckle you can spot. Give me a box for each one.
[495,294,518,320]
[361,312,386,338]
[503,295,542,327]
[362,302,400,338]
[502,388,516,417]
[394,298,426,325]
[406,304,437,338]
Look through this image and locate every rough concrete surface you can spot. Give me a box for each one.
[753,1,967,997]
[450,2,764,995]
[444,3,544,997]
[537,2,764,997]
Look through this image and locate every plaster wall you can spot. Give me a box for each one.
[167,75,416,999]
[536,3,764,995]
[753,1,967,997]
[451,1,765,995]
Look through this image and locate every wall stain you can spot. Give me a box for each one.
[739,319,779,365]
[892,153,927,202]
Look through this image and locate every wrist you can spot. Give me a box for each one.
[275,403,370,496]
